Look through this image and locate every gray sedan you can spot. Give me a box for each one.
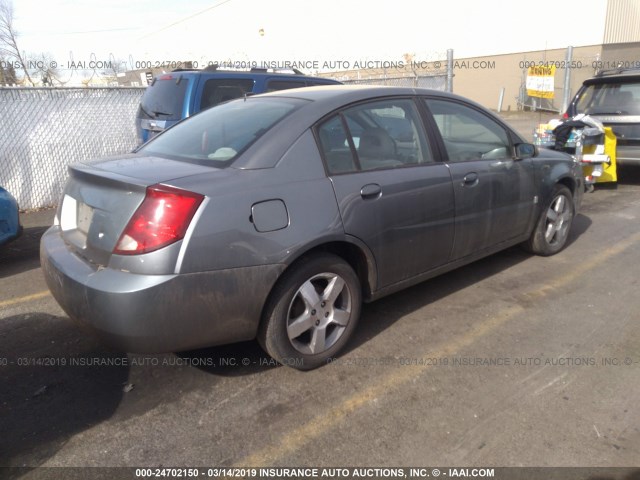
[40,86,584,370]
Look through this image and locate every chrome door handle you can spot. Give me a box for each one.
[462,173,479,187]
[360,183,382,199]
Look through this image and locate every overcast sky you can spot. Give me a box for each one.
[14,0,608,72]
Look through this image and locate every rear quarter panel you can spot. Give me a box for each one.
[173,130,345,273]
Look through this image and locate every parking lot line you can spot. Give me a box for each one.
[0,290,51,310]
[236,231,640,467]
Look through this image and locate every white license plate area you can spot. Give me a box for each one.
[77,202,94,234]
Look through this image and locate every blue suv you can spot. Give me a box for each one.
[135,66,341,144]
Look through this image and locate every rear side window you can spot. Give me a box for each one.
[308,80,336,87]
[139,97,304,165]
[317,99,433,174]
[576,81,640,115]
[266,80,307,92]
[200,78,255,110]
[317,116,357,174]
[139,75,189,121]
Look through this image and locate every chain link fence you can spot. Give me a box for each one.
[516,49,600,113]
[0,87,145,210]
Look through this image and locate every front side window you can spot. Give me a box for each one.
[317,99,432,174]
[424,99,512,162]
[139,97,304,166]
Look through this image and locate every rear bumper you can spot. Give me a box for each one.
[40,226,284,353]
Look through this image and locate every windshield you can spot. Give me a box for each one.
[138,97,304,165]
[576,81,640,115]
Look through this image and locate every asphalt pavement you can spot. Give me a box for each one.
[1,167,640,478]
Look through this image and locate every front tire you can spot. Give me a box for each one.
[258,253,362,370]
[524,184,574,256]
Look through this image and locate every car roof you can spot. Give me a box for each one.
[259,84,471,104]
[159,67,339,81]
[257,84,501,122]
[584,68,640,85]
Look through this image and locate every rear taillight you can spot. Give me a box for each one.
[562,112,569,120]
[114,185,204,255]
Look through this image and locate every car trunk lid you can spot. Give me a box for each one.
[59,155,214,266]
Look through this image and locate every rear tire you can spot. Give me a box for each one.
[524,184,574,256]
[258,253,361,371]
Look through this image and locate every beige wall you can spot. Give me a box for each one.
[600,43,640,67]
[452,45,603,113]
[319,45,613,113]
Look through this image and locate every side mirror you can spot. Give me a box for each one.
[515,143,537,159]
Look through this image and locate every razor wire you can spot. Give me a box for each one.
[0,87,145,210]
[341,73,448,90]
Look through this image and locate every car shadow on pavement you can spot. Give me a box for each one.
[617,164,640,185]
[343,212,592,358]
[0,226,48,278]
[566,213,592,249]
[177,341,279,376]
[0,312,129,472]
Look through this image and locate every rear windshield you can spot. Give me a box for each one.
[576,81,640,115]
[139,75,189,121]
[138,97,305,165]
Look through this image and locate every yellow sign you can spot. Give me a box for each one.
[526,65,556,99]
